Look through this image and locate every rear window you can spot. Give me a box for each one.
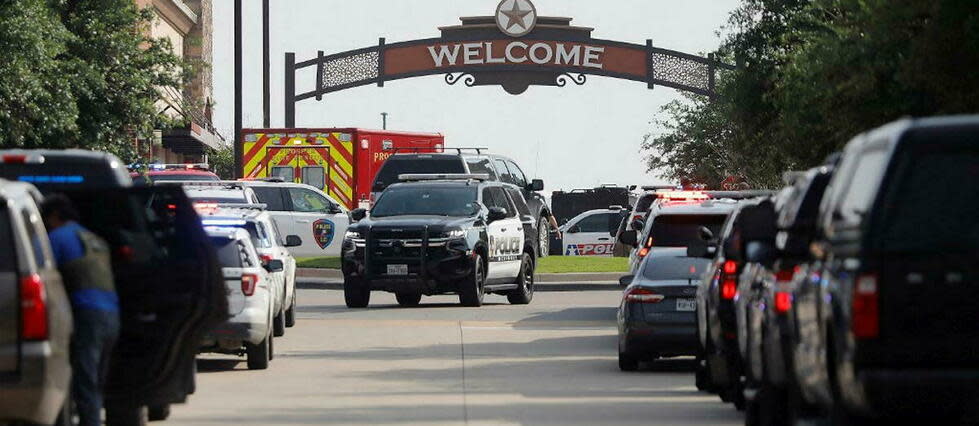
[372,156,466,192]
[875,145,979,253]
[186,189,247,205]
[0,160,127,191]
[635,194,657,213]
[641,256,711,281]
[0,208,15,271]
[650,214,727,247]
[211,237,246,268]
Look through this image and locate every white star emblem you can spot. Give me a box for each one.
[495,0,538,38]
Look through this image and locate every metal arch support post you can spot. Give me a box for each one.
[285,52,296,128]
[377,37,386,88]
[645,39,655,90]
[708,53,717,100]
[315,51,325,101]
[262,0,270,128]
[234,0,243,178]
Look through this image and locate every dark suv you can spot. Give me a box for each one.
[343,175,538,308]
[371,152,551,257]
[789,116,979,423]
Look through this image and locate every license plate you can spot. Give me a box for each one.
[386,264,408,276]
[676,299,697,312]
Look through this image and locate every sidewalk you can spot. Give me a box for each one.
[296,268,624,292]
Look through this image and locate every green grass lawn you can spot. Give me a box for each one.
[296,255,628,274]
[297,257,342,269]
[535,256,629,274]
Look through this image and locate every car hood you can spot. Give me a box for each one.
[355,215,478,231]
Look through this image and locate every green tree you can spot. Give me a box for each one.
[0,0,188,163]
[207,145,235,180]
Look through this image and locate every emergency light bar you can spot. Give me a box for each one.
[148,163,210,171]
[398,173,490,182]
[202,218,248,227]
[2,153,46,164]
[655,190,710,201]
[161,181,245,189]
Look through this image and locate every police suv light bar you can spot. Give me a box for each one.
[147,163,210,171]
[398,173,490,182]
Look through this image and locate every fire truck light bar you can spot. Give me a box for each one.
[398,174,490,182]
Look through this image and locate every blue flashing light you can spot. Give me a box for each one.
[18,175,84,184]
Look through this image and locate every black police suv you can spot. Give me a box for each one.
[343,174,538,308]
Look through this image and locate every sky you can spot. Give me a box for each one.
[211,0,739,192]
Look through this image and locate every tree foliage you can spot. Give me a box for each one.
[0,0,187,162]
[645,0,979,188]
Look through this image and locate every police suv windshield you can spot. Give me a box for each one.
[371,186,479,218]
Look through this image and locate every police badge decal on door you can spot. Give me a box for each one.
[313,219,335,249]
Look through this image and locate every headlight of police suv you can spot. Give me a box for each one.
[442,229,467,239]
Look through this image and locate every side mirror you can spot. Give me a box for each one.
[619,275,635,287]
[567,225,581,234]
[528,179,544,192]
[487,207,507,223]
[284,235,302,248]
[350,208,367,222]
[699,226,715,242]
[620,230,638,247]
[264,259,284,273]
[631,219,645,232]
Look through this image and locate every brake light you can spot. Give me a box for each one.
[722,279,738,300]
[657,191,709,201]
[774,292,792,314]
[624,287,665,303]
[723,260,737,275]
[852,274,879,339]
[20,274,48,341]
[2,154,27,164]
[638,247,650,258]
[775,266,797,283]
[241,274,259,296]
[259,254,274,265]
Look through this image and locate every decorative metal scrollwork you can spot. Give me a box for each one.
[649,52,710,91]
[444,73,476,87]
[556,73,587,87]
[319,51,380,90]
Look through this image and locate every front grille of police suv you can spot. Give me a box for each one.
[366,227,452,277]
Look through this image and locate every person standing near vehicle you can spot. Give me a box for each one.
[41,195,120,426]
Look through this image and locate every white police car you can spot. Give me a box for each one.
[558,207,625,256]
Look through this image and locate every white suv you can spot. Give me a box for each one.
[200,228,277,370]
[628,199,738,274]
[202,207,300,337]
[243,181,350,257]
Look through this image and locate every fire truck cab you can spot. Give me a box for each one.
[240,128,444,210]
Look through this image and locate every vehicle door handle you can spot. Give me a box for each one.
[501,228,508,232]
[598,238,610,241]
[297,220,310,224]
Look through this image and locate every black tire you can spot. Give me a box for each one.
[695,360,711,392]
[537,216,550,258]
[246,334,271,370]
[618,351,639,371]
[273,309,286,337]
[344,275,371,308]
[396,292,422,307]
[285,290,296,327]
[507,253,535,305]
[732,379,747,411]
[148,404,171,422]
[105,402,148,426]
[459,254,485,307]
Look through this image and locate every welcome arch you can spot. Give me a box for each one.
[283,1,734,127]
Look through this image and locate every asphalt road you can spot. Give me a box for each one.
[170,286,743,425]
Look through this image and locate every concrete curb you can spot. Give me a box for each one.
[297,268,625,284]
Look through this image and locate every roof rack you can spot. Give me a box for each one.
[239,177,286,183]
[212,203,268,210]
[398,173,489,182]
[641,185,679,191]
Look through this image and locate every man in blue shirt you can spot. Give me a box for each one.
[42,194,119,426]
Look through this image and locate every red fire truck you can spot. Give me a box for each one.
[240,128,445,209]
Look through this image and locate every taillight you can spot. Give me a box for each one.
[774,292,792,314]
[20,274,48,341]
[3,154,27,164]
[241,274,259,296]
[775,267,797,283]
[721,278,738,300]
[624,287,665,303]
[852,273,879,339]
[259,254,274,265]
[637,247,650,258]
[720,260,739,300]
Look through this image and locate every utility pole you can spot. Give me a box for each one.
[262,0,270,128]
[234,0,243,178]
[381,112,388,130]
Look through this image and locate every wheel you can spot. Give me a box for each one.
[695,359,711,392]
[507,253,535,305]
[459,254,485,307]
[273,309,286,337]
[618,351,639,371]
[537,216,550,258]
[105,402,148,426]
[285,290,296,327]
[148,404,171,422]
[344,275,371,308]
[246,334,271,370]
[396,292,422,306]
[732,379,747,411]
